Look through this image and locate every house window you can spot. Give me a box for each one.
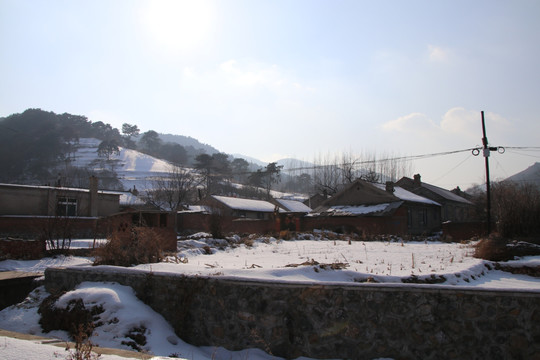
[56,197,77,216]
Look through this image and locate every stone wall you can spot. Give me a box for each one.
[44,267,540,360]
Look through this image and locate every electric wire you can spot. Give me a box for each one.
[280,147,478,173]
[430,153,473,185]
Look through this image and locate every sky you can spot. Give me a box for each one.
[1,0,539,190]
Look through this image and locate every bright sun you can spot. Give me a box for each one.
[140,0,215,54]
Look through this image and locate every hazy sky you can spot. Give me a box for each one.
[1,0,539,189]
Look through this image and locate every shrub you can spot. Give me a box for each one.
[93,227,168,266]
[39,293,103,339]
[492,181,540,237]
[474,234,511,261]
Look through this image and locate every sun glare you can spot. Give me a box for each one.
[141,0,215,54]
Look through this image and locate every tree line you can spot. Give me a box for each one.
[0,109,217,185]
[0,108,413,205]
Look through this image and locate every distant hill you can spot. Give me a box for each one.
[505,162,540,189]
[231,154,266,167]
[71,138,174,191]
[277,158,315,173]
[158,133,219,155]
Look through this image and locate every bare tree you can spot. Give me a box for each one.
[340,150,361,184]
[144,165,196,211]
[375,150,413,183]
[312,152,342,196]
[311,150,414,194]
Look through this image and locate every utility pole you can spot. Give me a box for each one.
[472,111,504,235]
[481,111,493,235]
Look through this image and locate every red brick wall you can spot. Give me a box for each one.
[178,213,211,233]
[0,216,104,239]
[0,238,46,259]
[178,212,409,237]
[442,222,488,241]
[178,213,277,235]
[300,215,407,236]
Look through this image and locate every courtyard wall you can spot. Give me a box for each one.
[44,266,540,360]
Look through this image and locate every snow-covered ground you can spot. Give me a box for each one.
[1,233,539,359]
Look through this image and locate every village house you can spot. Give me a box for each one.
[202,195,282,220]
[178,195,286,235]
[372,182,441,235]
[303,193,328,210]
[0,176,119,218]
[396,174,474,222]
[272,198,312,232]
[0,176,122,257]
[273,198,312,215]
[0,176,121,238]
[304,179,441,236]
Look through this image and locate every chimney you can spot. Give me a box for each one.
[89,176,98,217]
[413,174,421,187]
[385,181,395,193]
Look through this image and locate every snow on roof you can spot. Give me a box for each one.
[178,205,211,214]
[275,198,312,213]
[373,184,440,206]
[312,203,393,217]
[0,183,121,196]
[119,192,146,206]
[212,195,280,213]
[421,182,473,205]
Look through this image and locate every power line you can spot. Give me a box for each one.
[281,148,477,173]
[505,148,540,159]
[196,146,540,176]
[280,146,540,173]
[430,153,473,184]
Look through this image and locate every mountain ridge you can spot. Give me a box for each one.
[504,162,540,189]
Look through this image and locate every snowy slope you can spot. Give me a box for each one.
[71,138,178,191]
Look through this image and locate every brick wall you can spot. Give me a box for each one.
[178,213,277,235]
[179,212,410,237]
[442,221,489,240]
[0,216,106,239]
[0,238,46,259]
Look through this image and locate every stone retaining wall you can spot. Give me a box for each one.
[44,267,540,360]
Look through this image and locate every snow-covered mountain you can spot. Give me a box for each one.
[70,139,305,201]
[71,138,179,191]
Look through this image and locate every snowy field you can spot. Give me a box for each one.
[1,233,540,360]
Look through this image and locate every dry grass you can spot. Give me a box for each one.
[473,234,510,261]
[93,227,169,266]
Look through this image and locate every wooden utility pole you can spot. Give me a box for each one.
[475,111,504,235]
[481,111,492,235]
